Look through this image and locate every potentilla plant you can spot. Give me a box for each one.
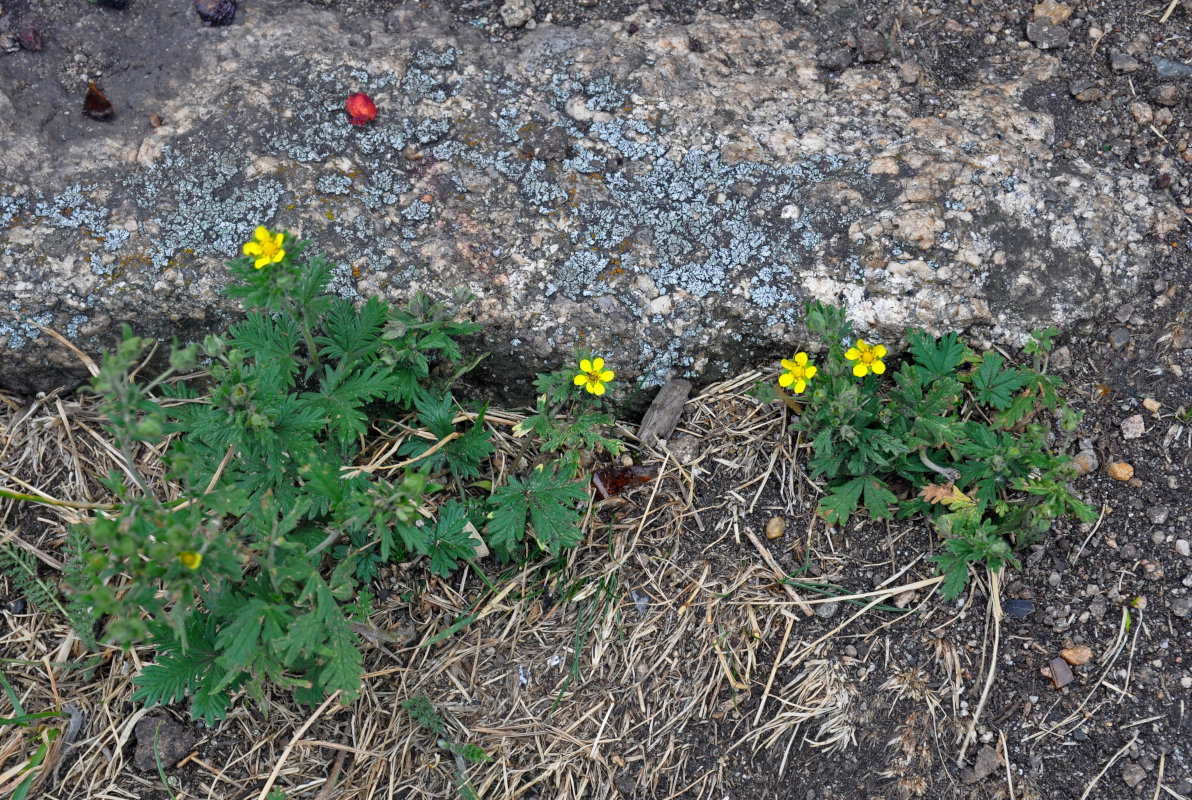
[494,354,623,561]
[63,226,599,723]
[772,301,1097,599]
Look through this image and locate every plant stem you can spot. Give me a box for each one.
[287,297,322,371]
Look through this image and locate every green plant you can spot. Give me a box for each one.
[402,695,493,800]
[45,227,608,723]
[0,671,67,800]
[775,302,1097,599]
[495,354,622,561]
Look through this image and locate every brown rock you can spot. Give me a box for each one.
[1048,657,1074,689]
[765,516,786,540]
[1072,450,1099,476]
[1061,645,1093,666]
[1106,462,1134,481]
[1033,0,1073,24]
[973,745,1000,780]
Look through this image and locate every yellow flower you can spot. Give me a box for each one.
[179,550,202,570]
[243,226,285,269]
[778,352,817,393]
[845,339,887,377]
[573,357,615,396]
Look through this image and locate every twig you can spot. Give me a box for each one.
[958,571,1001,767]
[256,690,342,800]
[313,749,347,800]
[1000,729,1015,800]
[1070,504,1108,564]
[743,526,814,617]
[1079,732,1139,800]
[1153,752,1165,800]
[753,614,794,726]
[1160,0,1180,24]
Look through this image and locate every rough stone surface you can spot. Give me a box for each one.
[498,0,536,28]
[1026,20,1069,50]
[0,4,1182,397]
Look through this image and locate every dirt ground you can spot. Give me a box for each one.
[2,0,1191,799]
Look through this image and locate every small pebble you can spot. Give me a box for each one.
[1143,398,1160,414]
[1171,597,1191,618]
[765,516,786,540]
[1148,506,1170,525]
[1176,539,1191,557]
[1121,762,1146,789]
[498,0,535,27]
[1110,52,1140,72]
[1107,462,1134,481]
[815,601,840,619]
[1120,415,1145,439]
[1061,645,1093,666]
[1072,450,1098,476]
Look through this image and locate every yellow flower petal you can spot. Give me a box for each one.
[780,358,798,371]
[805,365,817,379]
[793,379,806,393]
[600,370,614,382]
[244,242,262,257]
[845,347,860,361]
[873,344,887,359]
[592,382,606,396]
[579,359,593,373]
[853,363,867,377]
[574,374,588,386]
[253,226,269,242]
[779,372,794,388]
[794,352,808,366]
[591,357,604,372]
[871,360,886,375]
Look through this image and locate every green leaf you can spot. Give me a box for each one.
[818,476,865,526]
[226,313,301,390]
[929,550,972,601]
[313,579,363,699]
[456,743,493,764]
[423,501,479,577]
[861,478,898,520]
[308,363,401,447]
[486,462,588,557]
[402,696,447,735]
[908,329,966,381]
[972,352,1024,411]
[213,598,268,684]
[316,295,388,364]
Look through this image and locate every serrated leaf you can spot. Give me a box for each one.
[213,598,268,685]
[486,462,588,557]
[818,476,865,526]
[315,295,388,364]
[458,743,492,764]
[861,478,897,520]
[920,483,974,508]
[423,501,480,576]
[908,329,967,381]
[972,352,1024,411]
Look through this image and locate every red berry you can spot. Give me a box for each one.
[345,92,377,126]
